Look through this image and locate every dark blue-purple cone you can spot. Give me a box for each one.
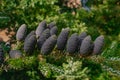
[41,35,57,55]
[25,30,35,41]
[66,33,79,53]
[37,29,50,50]
[78,32,87,46]
[57,28,70,50]
[78,32,87,51]
[50,26,58,35]
[36,20,47,37]
[16,24,27,41]
[24,35,37,55]
[48,22,56,29]
[93,35,104,55]
[0,45,4,64]
[80,35,92,56]
[9,50,22,59]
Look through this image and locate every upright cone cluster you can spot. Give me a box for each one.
[13,20,104,58]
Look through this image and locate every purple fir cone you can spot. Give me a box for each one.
[57,28,70,50]
[48,22,56,29]
[93,35,104,55]
[9,50,22,58]
[50,26,58,35]
[78,32,87,50]
[16,24,27,41]
[80,35,92,56]
[25,30,35,41]
[66,33,79,53]
[41,35,57,55]
[36,20,47,37]
[37,29,50,50]
[24,35,37,55]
